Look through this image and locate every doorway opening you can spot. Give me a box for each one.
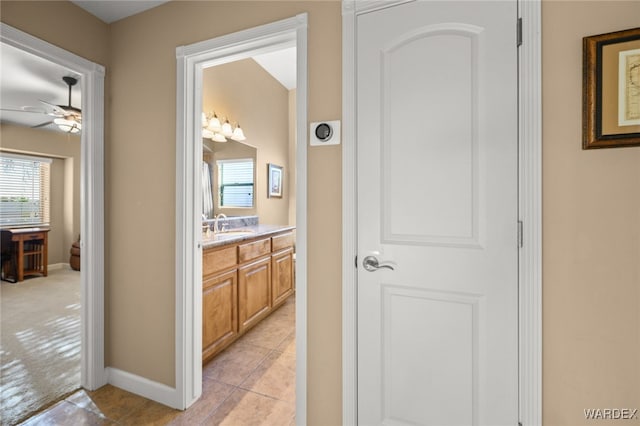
[199,46,297,421]
[0,22,106,424]
[175,14,308,420]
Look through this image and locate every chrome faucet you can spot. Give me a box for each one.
[214,213,227,233]
[202,214,210,237]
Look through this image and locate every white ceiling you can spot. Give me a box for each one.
[70,0,171,24]
[0,1,296,131]
[0,43,82,131]
[253,47,297,91]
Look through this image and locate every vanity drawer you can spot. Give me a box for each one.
[21,232,46,241]
[272,232,294,252]
[203,245,237,276]
[238,238,271,263]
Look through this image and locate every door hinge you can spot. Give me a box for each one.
[519,422,523,426]
[518,220,524,248]
[517,17,523,47]
[355,255,358,268]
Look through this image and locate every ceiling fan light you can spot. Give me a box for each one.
[212,132,227,143]
[54,117,80,133]
[221,119,233,137]
[231,124,246,141]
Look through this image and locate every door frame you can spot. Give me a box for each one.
[341,1,542,424]
[0,23,107,390]
[175,14,308,416]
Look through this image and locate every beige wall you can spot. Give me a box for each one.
[2,2,341,423]
[107,2,342,423]
[202,58,291,225]
[0,123,81,265]
[542,1,640,424]
[0,1,110,68]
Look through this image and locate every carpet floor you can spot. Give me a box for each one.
[0,267,81,426]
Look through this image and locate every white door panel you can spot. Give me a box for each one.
[357,1,518,425]
[382,23,480,246]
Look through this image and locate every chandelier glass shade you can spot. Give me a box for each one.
[232,124,246,141]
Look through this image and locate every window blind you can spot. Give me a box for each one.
[217,159,254,208]
[0,153,52,226]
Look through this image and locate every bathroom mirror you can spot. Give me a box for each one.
[203,138,257,218]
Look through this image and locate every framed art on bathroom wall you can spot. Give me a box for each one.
[268,163,283,198]
[583,27,640,149]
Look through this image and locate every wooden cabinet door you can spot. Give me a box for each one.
[272,248,294,308]
[203,269,238,362]
[238,257,272,333]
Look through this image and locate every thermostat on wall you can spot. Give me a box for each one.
[310,120,340,146]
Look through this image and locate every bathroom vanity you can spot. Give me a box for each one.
[201,225,295,363]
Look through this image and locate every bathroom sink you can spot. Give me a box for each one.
[214,229,255,238]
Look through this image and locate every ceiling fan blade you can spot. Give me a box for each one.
[39,99,68,115]
[32,121,54,128]
[0,107,49,114]
[33,79,82,126]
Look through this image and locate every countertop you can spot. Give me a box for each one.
[202,224,295,249]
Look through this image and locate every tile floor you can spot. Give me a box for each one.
[19,295,296,425]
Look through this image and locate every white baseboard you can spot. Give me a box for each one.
[106,367,182,409]
[48,263,71,271]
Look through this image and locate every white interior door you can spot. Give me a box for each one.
[356,1,518,425]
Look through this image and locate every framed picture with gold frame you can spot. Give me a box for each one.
[583,27,640,149]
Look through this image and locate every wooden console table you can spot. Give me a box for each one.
[1,228,50,282]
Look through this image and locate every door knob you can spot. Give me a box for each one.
[362,255,395,272]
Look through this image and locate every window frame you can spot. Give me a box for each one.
[216,158,255,209]
[0,152,52,227]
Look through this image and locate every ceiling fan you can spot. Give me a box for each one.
[1,76,82,133]
[41,76,82,133]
